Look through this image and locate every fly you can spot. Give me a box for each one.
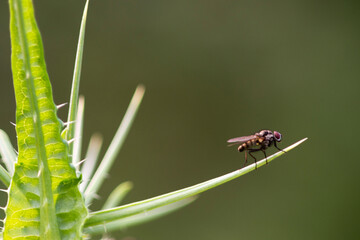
[227,130,286,168]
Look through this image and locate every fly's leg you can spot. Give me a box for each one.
[274,141,287,153]
[261,149,268,164]
[244,151,248,167]
[248,149,261,169]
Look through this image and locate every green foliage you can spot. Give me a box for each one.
[0,0,307,239]
[82,138,307,235]
[4,0,87,239]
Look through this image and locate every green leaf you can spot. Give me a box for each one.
[84,138,307,230]
[63,0,90,159]
[102,181,133,210]
[100,181,134,240]
[0,164,10,188]
[86,197,197,235]
[4,0,87,239]
[72,96,85,169]
[0,129,17,175]
[0,129,14,187]
[84,85,145,205]
[79,133,103,193]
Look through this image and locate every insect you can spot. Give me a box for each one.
[227,130,285,168]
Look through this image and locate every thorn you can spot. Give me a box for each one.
[56,102,68,110]
[0,189,8,193]
[63,121,76,127]
[0,206,6,211]
[94,193,101,200]
[76,159,86,167]
[87,192,101,201]
[68,138,76,144]
[80,180,89,189]
[9,121,16,127]
[81,178,90,183]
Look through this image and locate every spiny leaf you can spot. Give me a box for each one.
[0,164,10,187]
[102,181,134,210]
[84,138,307,230]
[79,133,103,193]
[4,0,88,239]
[84,85,145,205]
[72,96,85,169]
[64,0,90,159]
[86,197,197,235]
[0,129,17,175]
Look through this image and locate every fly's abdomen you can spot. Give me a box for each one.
[238,138,257,152]
[238,143,247,152]
[237,137,264,152]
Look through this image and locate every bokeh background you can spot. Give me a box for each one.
[1,1,360,239]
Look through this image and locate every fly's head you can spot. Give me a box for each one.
[273,131,282,142]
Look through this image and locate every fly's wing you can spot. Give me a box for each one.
[227,135,256,144]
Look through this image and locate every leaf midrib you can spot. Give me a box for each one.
[11,0,60,239]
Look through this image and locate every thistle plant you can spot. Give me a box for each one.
[0,0,307,239]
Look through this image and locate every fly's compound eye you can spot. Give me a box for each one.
[274,131,282,142]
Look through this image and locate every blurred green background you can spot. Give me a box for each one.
[1,0,360,239]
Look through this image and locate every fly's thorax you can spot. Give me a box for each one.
[259,130,271,136]
[258,136,271,149]
[265,133,274,141]
[262,140,270,149]
[256,136,266,146]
